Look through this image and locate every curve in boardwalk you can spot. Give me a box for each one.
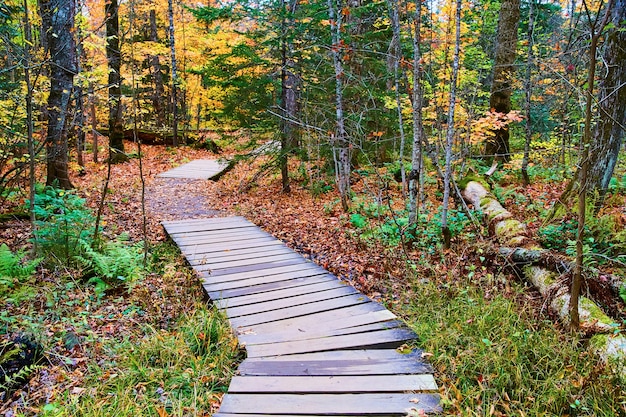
[162,215,441,416]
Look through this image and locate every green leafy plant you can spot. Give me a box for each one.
[30,186,94,264]
[75,238,144,289]
[0,244,40,295]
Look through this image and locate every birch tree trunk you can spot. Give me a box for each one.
[408,0,425,225]
[149,9,166,128]
[387,0,406,196]
[168,0,179,146]
[280,0,300,194]
[41,0,77,188]
[328,0,351,212]
[441,0,462,249]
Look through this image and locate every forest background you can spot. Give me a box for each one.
[0,0,625,415]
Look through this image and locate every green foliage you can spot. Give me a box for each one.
[620,286,626,304]
[75,237,144,290]
[30,186,94,264]
[56,306,241,416]
[349,213,368,229]
[0,244,40,296]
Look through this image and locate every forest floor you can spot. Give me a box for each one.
[1,136,625,416]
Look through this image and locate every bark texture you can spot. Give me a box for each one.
[105,0,127,163]
[486,0,520,162]
[587,0,625,200]
[149,9,166,127]
[41,0,77,189]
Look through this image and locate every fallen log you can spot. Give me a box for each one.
[462,179,626,376]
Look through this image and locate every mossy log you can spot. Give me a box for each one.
[462,180,626,376]
[499,247,625,320]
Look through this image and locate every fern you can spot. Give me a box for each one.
[74,239,144,285]
[0,244,40,291]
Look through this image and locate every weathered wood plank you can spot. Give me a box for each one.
[188,246,294,266]
[216,279,348,309]
[177,236,276,251]
[228,374,438,393]
[193,252,305,272]
[164,221,256,235]
[172,229,272,245]
[200,262,324,284]
[238,317,403,346]
[206,273,337,299]
[238,356,434,376]
[184,241,286,261]
[157,160,229,180]
[245,327,417,358]
[202,267,329,291]
[247,349,425,363]
[218,393,441,415]
[224,286,359,318]
[235,303,390,339]
[229,295,374,328]
[162,216,247,226]
[201,259,309,278]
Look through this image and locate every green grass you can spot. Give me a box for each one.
[398,276,626,416]
[40,305,242,417]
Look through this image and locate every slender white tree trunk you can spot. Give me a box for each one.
[441,0,462,249]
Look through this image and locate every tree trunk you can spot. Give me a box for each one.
[441,0,462,249]
[41,0,77,189]
[168,0,179,146]
[280,0,300,194]
[149,9,166,128]
[387,0,406,196]
[328,0,351,212]
[521,0,534,186]
[89,83,98,162]
[408,0,425,226]
[23,0,37,251]
[586,0,625,204]
[485,0,520,163]
[106,0,128,163]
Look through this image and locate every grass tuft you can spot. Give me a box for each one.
[399,276,626,416]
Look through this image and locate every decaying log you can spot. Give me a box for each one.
[462,180,625,376]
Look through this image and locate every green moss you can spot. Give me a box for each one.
[459,176,490,190]
[580,297,616,326]
[495,219,525,238]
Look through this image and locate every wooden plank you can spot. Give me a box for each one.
[235,303,389,339]
[248,349,425,363]
[172,228,263,242]
[227,374,438,393]
[245,328,417,358]
[201,259,309,278]
[202,264,328,288]
[162,216,247,227]
[185,241,286,261]
[238,356,434,376]
[188,246,294,266]
[238,315,402,346]
[224,286,359,318]
[214,414,357,417]
[218,393,441,415]
[164,221,256,235]
[228,294,373,328]
[193,252,305,272]
[206,273,337,299]
[216,280,348,309]
[172,232,270,249]
[177,238,281,255]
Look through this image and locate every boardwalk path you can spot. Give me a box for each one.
[159,160,441,416]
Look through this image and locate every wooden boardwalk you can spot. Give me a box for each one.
[157,159,229,179]
[162,216,440,415]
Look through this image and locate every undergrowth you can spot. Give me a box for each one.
[399,274,626,416]
[41,305,241,417]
